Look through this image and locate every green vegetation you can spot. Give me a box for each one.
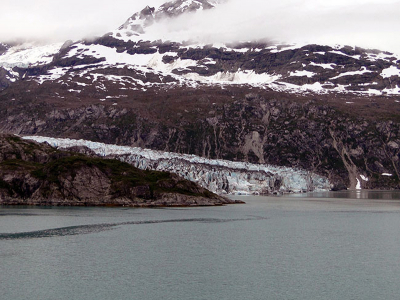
[0,136,217,203]
[33,155,211,198]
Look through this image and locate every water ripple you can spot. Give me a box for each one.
[0,217,266,240]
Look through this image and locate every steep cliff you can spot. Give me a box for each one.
[1,87,399,190]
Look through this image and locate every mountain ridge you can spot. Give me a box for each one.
[0,0,400,191]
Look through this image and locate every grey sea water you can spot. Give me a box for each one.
[1,192,400,300]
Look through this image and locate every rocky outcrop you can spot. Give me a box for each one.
[0,43,9,55]
[0,135,239,207]
[0,68,11,91]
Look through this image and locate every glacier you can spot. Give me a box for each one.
[23,136,331,195]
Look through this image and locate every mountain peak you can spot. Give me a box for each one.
[118,0,218,36]
[118,5,156,33]
[157,0,216,18]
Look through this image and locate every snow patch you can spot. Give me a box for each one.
[67,89,81,93]
[36,67,68,84]
[383,85,400,95]
[329,50,361,60]
[356,178,361,190]
[331,67,372,80]
[185,70,281,85]
[309,62,335,69]
[366,52,398,62]
[289,70,315,78]
[269,44,305,53]
[381,66,400,78]
[299,82,324,92]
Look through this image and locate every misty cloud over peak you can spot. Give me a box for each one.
[1,0,399,54]
[139,0,400,54]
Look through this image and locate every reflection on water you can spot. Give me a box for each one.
[2,192,400,300]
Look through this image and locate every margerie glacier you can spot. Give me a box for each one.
[23,136,330,195]
[1,0,400,192]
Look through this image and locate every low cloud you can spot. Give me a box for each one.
[1,0,399,54]
[147,0,400,54]
[0,0,165,43]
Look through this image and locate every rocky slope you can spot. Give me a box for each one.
[0,0,400,191]
[0,88,399,190]
[0,135,237,206]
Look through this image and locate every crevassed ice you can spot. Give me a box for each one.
[0,43,62,68]
[22,136,331,195]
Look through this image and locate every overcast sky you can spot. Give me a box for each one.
[1,0,399,54]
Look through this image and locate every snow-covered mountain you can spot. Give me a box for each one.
[1,0,400,192]
[0,0,399,96]
[118,0,218,35]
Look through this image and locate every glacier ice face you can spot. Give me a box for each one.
[0,43,62,68]
[23,136,331,195]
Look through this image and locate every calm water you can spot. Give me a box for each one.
[2,192,400,300]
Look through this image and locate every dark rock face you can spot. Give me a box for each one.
[0,87,399,190]
[0,135,236,206]
[0,43,10,55]
[0,68,10,91]
[119,6,156,33]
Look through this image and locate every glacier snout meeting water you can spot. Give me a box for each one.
[23,136,330,195]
